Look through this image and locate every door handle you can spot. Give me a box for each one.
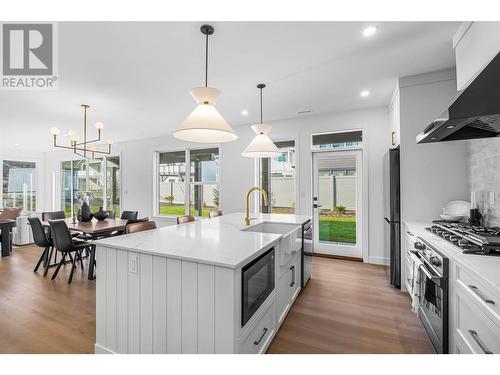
[313,204,322,209]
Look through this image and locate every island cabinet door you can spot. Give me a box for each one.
[95,247,238,354]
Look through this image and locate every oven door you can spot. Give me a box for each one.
[418,268,448,354]
[241,247,276,326]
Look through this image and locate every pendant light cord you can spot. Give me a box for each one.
[205,33,209,87]
[259,86,263,124]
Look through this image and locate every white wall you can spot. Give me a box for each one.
[42,107,391,263]
[398,69,469,224]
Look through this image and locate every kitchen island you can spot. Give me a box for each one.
[94,213,311,354]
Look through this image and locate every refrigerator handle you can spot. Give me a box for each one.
[384,217,391,224]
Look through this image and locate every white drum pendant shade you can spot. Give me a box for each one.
[241,124,281,158]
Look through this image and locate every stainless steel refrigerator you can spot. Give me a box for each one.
[383,147,401,288]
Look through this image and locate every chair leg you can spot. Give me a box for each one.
[34,247,48,272]
[51,253,67,280]
[43,247,54,277]
[78,250,84,270]
[67,252,77,284]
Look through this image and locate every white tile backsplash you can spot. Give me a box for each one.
[468,138,500,227]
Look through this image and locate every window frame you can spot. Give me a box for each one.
[154,145,221,219]
[254,138,299,215]
[59,154,121,218]
[1,159,38,212]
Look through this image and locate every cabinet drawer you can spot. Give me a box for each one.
[239,300,276,354]
[456,265,500,324]
[456,288,500,354]
[454,329,474,354]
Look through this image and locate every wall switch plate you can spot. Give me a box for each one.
[129,254,139,274]
[490,191,495,205]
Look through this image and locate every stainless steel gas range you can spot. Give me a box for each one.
[426,222,500,256]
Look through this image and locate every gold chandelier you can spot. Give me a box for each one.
[50,104,113,159]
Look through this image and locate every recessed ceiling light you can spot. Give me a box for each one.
[241,110,248,116]
[431,137,437,140]
[360,90,370,97]
[13,143,20,147]
[446,125,456,129]
[363,26,378,37]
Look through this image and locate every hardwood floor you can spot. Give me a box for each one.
[267,256,435,354]
[0,245,433,354]
[0,245,96,353]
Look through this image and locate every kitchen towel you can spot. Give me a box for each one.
[408,251,424,314]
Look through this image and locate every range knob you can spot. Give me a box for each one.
[458,239,470,248]
[430,256,441,267]
[414,242,426,251]
[442,232,452,239]
[431,225,439,233]
[449,235,460,243]
[436,229,444,236]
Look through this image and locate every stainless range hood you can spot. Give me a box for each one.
[417,52,500,144]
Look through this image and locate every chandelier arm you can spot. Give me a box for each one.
[75,133,102,146]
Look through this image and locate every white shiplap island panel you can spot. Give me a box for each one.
[94,213,311,354]
[95,246,244,354]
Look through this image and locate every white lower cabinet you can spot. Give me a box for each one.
[276,252,301,328]
[455,286,500,354]
[451,264,500,354]
[239,298,276,354]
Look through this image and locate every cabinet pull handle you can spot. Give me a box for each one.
[290,265,295,287]
[469,285,495,305]
[253,327,268,346]
[468,330,493,354]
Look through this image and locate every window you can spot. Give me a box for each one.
[157,147,219,218]
[259,140,295,214]
[61,156,120,218]
[2,160,37,211]
[312,131,362,150]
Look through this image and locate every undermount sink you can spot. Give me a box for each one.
[242,222,300,235]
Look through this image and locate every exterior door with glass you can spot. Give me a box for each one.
[312,150,362,258]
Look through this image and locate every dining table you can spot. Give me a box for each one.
[42,218,129,280]
[0,219,17,257]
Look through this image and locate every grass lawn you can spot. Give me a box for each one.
[159,204,212,218]
[319,215,356,244]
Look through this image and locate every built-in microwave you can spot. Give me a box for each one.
[241,247,275,326]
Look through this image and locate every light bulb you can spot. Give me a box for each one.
[50,127,60,136]
[68,130,76,137]
[106,139,113,145]
[94,122,104,130]
[70,133,80,142]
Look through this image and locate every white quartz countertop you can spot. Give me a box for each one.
[95,213,311,269]
[405,221,500,291]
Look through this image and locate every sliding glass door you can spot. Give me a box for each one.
[61,156,120,218]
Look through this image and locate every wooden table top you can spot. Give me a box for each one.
[42,218,128,234]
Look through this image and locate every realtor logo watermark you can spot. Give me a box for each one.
[0,22,58,90]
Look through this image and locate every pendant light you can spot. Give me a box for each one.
[242,84,281,158]
[173,24,237,143]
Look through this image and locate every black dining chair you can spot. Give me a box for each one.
[120,211,138,220]
[28,217,54,277]
[107,210,116,219]
[49,220,93,284]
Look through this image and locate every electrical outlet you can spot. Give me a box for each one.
[490,191,495,205]
[129,254,139,274]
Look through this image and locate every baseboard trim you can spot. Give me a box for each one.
[313,253,363,262]
[368,256,389,266]
[95,343,115,354]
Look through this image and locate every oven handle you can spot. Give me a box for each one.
[468,330,493,354]
[419,264,441,282]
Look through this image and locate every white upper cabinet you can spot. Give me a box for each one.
[454,22,500,91]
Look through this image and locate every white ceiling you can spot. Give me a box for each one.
[0,21,460,153]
